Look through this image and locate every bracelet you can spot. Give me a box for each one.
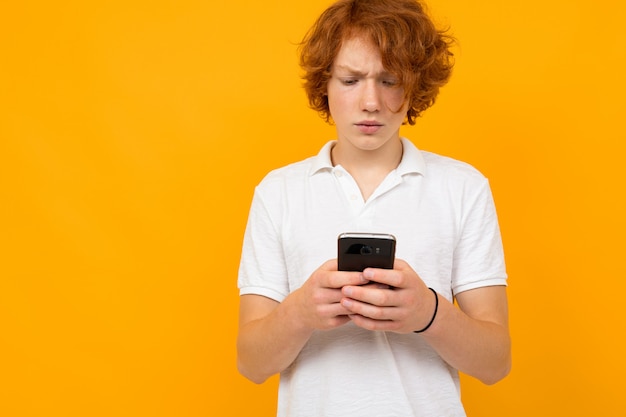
[414,287,438,334]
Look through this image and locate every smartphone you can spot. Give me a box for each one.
[337,232,396,272]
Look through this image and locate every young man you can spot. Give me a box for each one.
[237,0,511,415]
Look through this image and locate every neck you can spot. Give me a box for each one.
[331,138,403,201]
[331,137,403,173]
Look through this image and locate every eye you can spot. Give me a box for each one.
[382,79,399,87]
[341,78,358,86]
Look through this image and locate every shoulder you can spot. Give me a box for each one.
[251,155,327,212]
[255,141,334,193]
[415,150,493,206]
[401,138,487,186]
[256,156,316,193]
[421,151,487,183]
[264,157,315,181]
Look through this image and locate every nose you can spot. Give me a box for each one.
[360,80,381,113]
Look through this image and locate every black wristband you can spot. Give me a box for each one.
[414,287,438,334]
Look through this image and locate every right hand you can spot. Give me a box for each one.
[291,259,369,331]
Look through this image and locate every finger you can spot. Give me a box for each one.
[341,297,399,321]
[360,283,391,290]
[392,258,409,270]
[361,267,403,288]
[342,285,397,307]
[319,259,338,271]
[364,258,420,288]
[311,287,344,304]
[349,314,403,332]
[323,270,369,289]
[317,301,355,319]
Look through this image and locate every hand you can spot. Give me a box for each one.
[291,259,370,331]
[339,259,437,333]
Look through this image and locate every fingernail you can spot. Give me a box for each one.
[363,270,374,280]
[343,286,353,297]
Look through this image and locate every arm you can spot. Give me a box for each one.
[237,260,368,384]
[422,285,511,384]
[340,260,511,385]
[237,294,313,384]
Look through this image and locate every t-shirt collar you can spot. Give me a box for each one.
[309,138,426,176]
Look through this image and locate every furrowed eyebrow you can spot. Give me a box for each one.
[334,65,367,76]
[334,64,396,79]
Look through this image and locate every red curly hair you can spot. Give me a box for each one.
[299,0,454,125]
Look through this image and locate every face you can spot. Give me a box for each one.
[327,36,408,153]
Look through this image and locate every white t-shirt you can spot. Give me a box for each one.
[238,138,507,417]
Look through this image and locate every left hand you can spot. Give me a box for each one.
[340,259,437,333]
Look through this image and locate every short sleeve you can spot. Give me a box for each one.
[237,187,290,302]
[451,179,507,295]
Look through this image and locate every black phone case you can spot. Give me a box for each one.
[338,234,396,271]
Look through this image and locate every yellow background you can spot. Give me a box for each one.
[1,0,625,415]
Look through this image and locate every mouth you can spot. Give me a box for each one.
[355,121,383,134]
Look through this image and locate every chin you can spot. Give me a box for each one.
[351,135,396,151]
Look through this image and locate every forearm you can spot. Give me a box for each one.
[422,291,511,385]
[237,293,314,384]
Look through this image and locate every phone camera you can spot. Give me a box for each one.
[360,245,373,255]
